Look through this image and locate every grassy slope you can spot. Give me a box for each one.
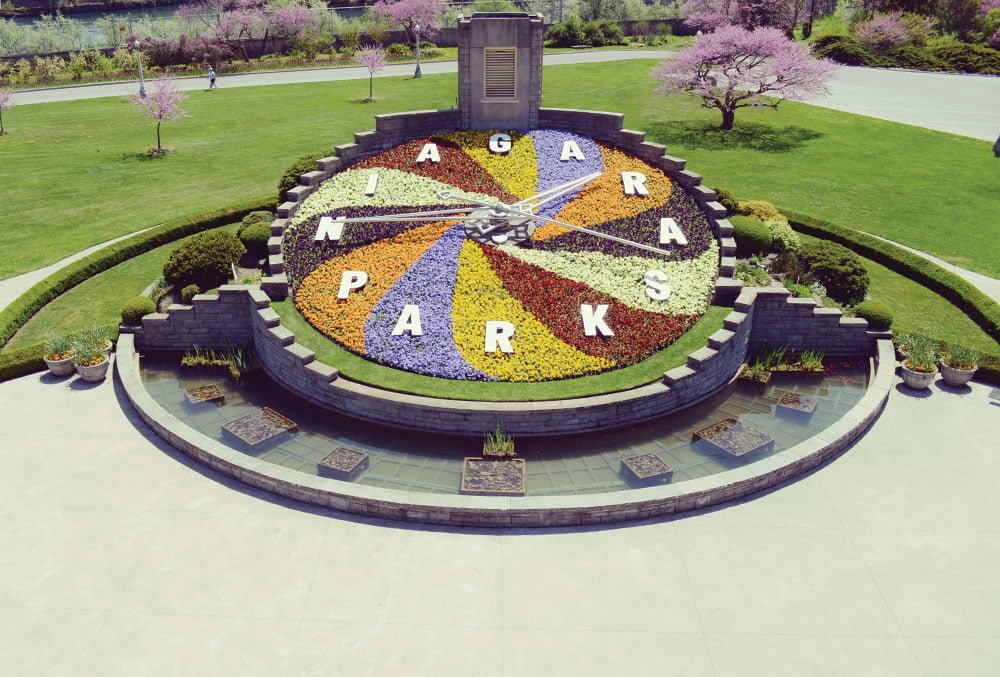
[1,60,997,281]
[6,225,239,349]
[274,301,729,400]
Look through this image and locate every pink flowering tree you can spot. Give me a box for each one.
[128,73,189,152]
[372,0,442,43]
[355,46,387,100]
[652,26,837,131]
[0,88,15,135]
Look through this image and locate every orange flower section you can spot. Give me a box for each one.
[533,144,674,241]
[294,221,452,352]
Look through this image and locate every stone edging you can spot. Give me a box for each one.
[116,334,894,527]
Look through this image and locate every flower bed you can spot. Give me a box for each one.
[283,129,719,382]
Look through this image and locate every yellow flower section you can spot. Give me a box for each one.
[295,221,453,352]
[436,131,538,200]
[533,144,674,241]
[452,241,613,381]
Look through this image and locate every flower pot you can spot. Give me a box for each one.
[43,354,75,377]
[940,363,977,387]
[75,357,110,383]
[900,364,936,390]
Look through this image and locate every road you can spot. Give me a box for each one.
[13,50,1000,141]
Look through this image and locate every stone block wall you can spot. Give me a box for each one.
[130,284,871,437]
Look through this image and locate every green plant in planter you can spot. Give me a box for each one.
[44,334,74,361]
[943,343,978,370]
[71,342,107,368]
[80,325,112,351]
[905,344,937,373]
[483,424,515,458]
[798,349,825,372]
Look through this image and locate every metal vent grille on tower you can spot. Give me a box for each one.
[484,48,517,100]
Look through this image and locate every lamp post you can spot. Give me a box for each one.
[414,23,422,79]
[130,35,146,98]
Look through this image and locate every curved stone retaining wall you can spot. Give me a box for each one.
[129,285,872,437]
[116,334,895,528]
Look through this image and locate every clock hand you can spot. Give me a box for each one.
[511,172,602,211]
[500,208,670,257]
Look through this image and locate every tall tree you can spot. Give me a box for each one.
[0,88,14,135]
[371,0,442,43]
[652,26,836,130]
[128,73,189,152]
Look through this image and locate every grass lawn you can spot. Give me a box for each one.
[5,224,239,350]
[2,60,997,281]
[272,301,729,400]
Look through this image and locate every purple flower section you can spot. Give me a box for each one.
[525,187,714,263]
[528,130,604,219]
[283,204,453,292]
[364,225,495,381]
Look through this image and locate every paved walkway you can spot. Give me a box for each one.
[0,365,997,675]
[13,53,1000,142]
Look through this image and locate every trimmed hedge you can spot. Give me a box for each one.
[121,296,156,324]
[0,196,275,382]
[731,215,772,256]
[278,152,325,200]
[783,209,1000,345]
[853,300,893,329]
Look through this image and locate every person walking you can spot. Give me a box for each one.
[208,66,217,91]
[994,132,1000,158]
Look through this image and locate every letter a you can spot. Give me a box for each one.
[416,143,441,164]
[391,304,423,336]
[659,217,688,246]
[560,140,586,161]
[581,304,614,337]
[484,321,515,353]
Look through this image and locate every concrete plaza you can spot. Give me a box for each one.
[0,364,997,675]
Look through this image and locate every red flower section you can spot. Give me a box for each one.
[480,245,698,362]
[353,137,518,202]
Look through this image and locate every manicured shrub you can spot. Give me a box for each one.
[278,152,325,200]
[814,37,872,66]
[930,42,1000,74]
[796,240,869,305]
[853,299,893,329]
[766,219,800,252]
[239,221,271,258]
[180,284,201,304]
[546,16,586,47]
[237,210,273,237]
[583,20,625,47]
[885,45,945,70]
[163,229,245,291]
[384,43,411,56]
[121,296,156,324]
[737,199,784,223]
[712,186,739,214]
[731,216,773,256]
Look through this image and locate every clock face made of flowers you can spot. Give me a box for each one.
[281,129,720,383]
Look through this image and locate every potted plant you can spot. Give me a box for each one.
[72,341,110,382]
[900,343,937,390]
[482,424,515,459]
[42,335,76,377]
[83,325,113,355]
[940,343,978,387]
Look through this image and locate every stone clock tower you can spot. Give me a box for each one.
[457,13,545,131]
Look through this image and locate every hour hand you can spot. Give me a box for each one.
[512,172,601,212]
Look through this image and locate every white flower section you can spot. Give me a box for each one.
[289,168,499,228]
[498,242,720,316]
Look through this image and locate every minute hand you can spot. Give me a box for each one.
[525,212,668,257]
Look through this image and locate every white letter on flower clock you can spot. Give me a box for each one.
[336,271,368,299]
[364,173,379,195]
[489,133,512,154]
[484,321,515,353]
[392,304,423,336]
[659,217,688,246]
[560,140,586,161]
[644,270,672,301]
[314,216,345,242]
[416,143,441,163]
[621,172,648,196]
[580,304,614,337]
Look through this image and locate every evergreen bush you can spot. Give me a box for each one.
[162,229,245,291]
[797,240,869,305]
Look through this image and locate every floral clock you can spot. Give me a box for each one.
[281,129,720,383]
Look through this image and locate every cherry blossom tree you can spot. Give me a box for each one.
[0,88,14,135]
[652,26,836,131]
[372,0,442,43]
[128,73,189,152]
[355,46,387,99]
